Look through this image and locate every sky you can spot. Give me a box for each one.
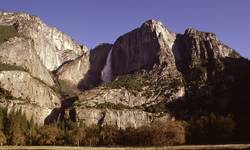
[0,0,249,58]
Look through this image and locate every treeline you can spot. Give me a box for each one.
[0,107,238,146]
[0,106,186,146]
[0,107,37,145]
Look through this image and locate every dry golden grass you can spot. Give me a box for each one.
[0,144,250,150]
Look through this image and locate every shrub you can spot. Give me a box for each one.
[99,125,120,146]
[10,128,26,146]
[118,120,186,146]
[187,113,236,144]
[116,126,151,146]
[65,127,86,146]
[0,62,27,72]
[0,131,6,146]
[36,124,61,145]
[0,25,19,45]
[84,125,101,146]
[105,74,147,93]
[151,121,186,146]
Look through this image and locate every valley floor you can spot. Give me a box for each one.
[0,144,250,150]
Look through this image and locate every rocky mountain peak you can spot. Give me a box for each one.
[183,27,240,59]
[142,19,176,48]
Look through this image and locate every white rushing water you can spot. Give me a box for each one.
[101,47,113,83]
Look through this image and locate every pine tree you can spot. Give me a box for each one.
[0,108,4,130]
[20,111,28,132]
[0,130,6,146]
[10,128,25,145]
[37,124,60,145]
[26,116,38,145]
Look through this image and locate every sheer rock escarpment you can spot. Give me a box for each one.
[1,12,249,129]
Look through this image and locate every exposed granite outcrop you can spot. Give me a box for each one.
[73,20,185,128]
[78,43,112,90]
[0,37,55,87]
[56,53,90,96]
[56,43,113,95]
[72,20,246,128]
[0,11,87,125]
[0,12,88,71]
[111,20,177,78]
[75,108,169,129]
[0,71,60,124]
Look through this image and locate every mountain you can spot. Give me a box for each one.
[0,12,88,124]
[71,20,250,129]
[0,12,250,133]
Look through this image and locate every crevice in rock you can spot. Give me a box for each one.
[44,96,78,125]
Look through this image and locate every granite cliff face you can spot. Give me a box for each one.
[72,20,248,129]
[55,53,90,97]
[78,43,112,90]
[0,71,60,125]
[0,12,88,71]
[0,37,55,87]
[72,20,186,128]
[111,20,177,79]
[0,12,89,125]
[0,12,249,129]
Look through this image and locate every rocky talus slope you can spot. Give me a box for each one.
[1,12,250,129]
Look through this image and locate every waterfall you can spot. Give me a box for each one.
[101,47,113,83]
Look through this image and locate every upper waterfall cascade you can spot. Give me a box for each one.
[101,47,113,83]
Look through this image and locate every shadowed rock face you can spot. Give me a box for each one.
[55,53,90,97]
[174,28,240,84]
[56,43,113,95]
[77,43,113,90]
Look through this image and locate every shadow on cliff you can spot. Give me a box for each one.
[166,56,250,124]
[45,44,113,125]
[44,96,78,124]
[167,31,250,141]
[167,56,250,141]
[77,43,112,91]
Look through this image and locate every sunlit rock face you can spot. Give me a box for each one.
[111,20,177,78]
[75,108,169,129]
[0,71,60,125]
[0,11,248,129]
[74,20,185,128]
[0,12,88,71]
[0,11,87,125]
[0,37,55,87]
[73,19,246,129]
[56,52,90,96]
